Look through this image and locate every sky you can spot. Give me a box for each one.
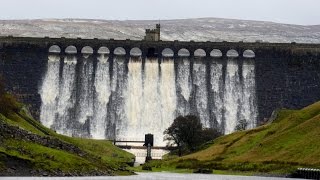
[0,0,319,25]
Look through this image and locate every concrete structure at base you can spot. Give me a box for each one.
[144,24,160,41]
[0,36,320,125]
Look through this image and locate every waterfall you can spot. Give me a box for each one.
[210,61,224,129]
[55,56,77,136]
[124,57,144,140]
[77,57,94,125]
[159,58,176,145]
[39,55,60,128]
[141,58,162,143]
[192,60,210,127]
[91,54,111,139]
[113,56,128,140]
[176,58,191,116]
[241,59,258,129]
[223,59,241,134]
[39,53,259,145]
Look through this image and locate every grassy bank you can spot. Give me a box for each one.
[0,92,134,176]
[144,101,320,175]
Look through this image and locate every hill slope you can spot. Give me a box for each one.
[0,18,319,43]
[162,101,320,173]
[0,92,134,176]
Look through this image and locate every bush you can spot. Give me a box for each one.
[141,164,152,171]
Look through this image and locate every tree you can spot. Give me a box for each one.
[164,115,221,156]
[0,75,20,115]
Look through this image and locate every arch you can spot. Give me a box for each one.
[114,47,126,56]
[194,49,206,57]
[97,47,110,54]
[130,47,142,56]
[65,46,77,54]
[243,49,255,58]
[48,45,61,53]
[226,49,239,58]
[81,46,93,54]
[178,48,190,57]
[210,49,222,58]
[162,48,174,57]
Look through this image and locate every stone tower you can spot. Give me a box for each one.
[144,24,161,41]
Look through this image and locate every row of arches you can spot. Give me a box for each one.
[49,45,255,58]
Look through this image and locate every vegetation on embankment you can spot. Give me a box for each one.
[0,85,134,176]
[146,101,320,175]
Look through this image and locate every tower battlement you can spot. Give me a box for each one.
[144,24,160,41]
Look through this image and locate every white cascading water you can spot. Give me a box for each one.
[241,59,257,129]
[193,60,210,127]
[176,58,191,116]
[140,58,162,144]
[55,56,77,136]
[113,56,128,140]
[159,58,177,144]
[123,57,144,141]
[223,59,241,134]
[39,55,60,128]
[39,53,259,145]
[91,54,111,139]
[77,57,94,124]
[210,62,224,128]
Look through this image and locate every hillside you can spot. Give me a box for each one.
[0,18,319,43]
[159,101,320,173]
[0,91,135,176]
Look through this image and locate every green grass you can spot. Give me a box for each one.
[1,140,99,173]
[0,93,134,175]
[156,101,320,174]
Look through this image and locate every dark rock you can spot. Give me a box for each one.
[193,168,212,174]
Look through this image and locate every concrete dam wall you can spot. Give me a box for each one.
[0,37,320,145]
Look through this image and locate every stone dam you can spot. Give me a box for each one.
[0,36,320,145]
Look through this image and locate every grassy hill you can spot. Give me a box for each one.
[0,92,134,176]
[157,101,320,174]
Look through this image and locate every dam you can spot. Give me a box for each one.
[0,36,320,145]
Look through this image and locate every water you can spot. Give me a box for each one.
[91,54,111,139]
[0,173,296,180]
[39,55,258,145]
[223,59,241,134]
[39,55,60,128]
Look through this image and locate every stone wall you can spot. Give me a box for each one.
[0,37,320,123]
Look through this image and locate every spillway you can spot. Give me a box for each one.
[39,55,258,145]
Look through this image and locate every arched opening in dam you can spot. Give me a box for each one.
[81,46,94,58]
[243,49,255,58]
[98,46,110,54]
[114,47,126,56]
[194,49,206,57]
[130,47,142,57]
[162,48,174,57]
[210,49,222,58]
[178,48,190,57]
[227,49,239,58]
[65,46,77,54]
[48,45,61,53]
[39,47,258,145]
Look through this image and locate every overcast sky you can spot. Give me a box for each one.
[0,0,319,25]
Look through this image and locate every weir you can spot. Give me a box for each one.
[1,36,320,146]
[38,53,257,145]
